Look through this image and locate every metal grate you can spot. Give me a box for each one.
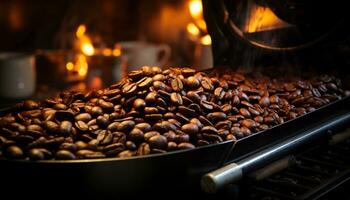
[244,136,350,200]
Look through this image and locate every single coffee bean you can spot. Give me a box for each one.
[239,108,251,118]
[186,76,200,88]
[207,112,227,122]
[96,116,110,128]
[28,148,46,160]
[170,93,183,106]
[177,142,195,149]
[128,128,144,143]
[133,99,146,111]
[138,77,153,89]
[137,143,151,155]
[75,121,89,132]
[23,100,39,110]
[91,106,103,117]
[75,113,92,122]
[53,103,67,110]
[56,150,76,160]
[6,146,23,158]
[171,78,183,92]
[181,123,199,135]
[59,121,72,136]
[148,135,167,149]
[175,133,190,143]
[241,119,258,129]
[104,143,125,156]
[201,126,218,135]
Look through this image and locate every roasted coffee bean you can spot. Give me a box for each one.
[186,76,200,88]
[75,113,92,122]
[177,142,195,149]
[175,113,190,124]
[76,150,105,159]
[178,106,196,117]
[53,103,67,110]
[186,91,201,103]
[240,126,252,136]
[137,143,151,155]
[133,99,146,111]
[207,112,227,122]
[138,77,153,89]
[148,135,167,149]
[181,123,199,135]
[175,133,190,143]
[96,116,109,128]
[55,111,75,122]
[91,106,103,117]
[171,78,183,92]
[6,145,23,158]
[170,93,183,106]
[104,143,125,156]
[23,100,39,110]
[28,148,46,160]
[239,108,251,118]
[167,141,178,151]
[56,150,76,160]
[214,87,225,100]
[59,143,77,152]
[128,128,144,143]
[201,126,218,135]
[144,131,160,141]
[135,123,151,132]
[59,121,72,136]
[201,77,214,91]
[122,83,138,94]
[145,114,163,122]
[164,131,177,142]
[199,115,214,126]
[241,119,258,129]
[75,121,89,132]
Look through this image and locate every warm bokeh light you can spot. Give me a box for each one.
[187,22,200,36]
[102,48,112,56]
[200,34,211,45]
[76,54,88,77]
[113,48,121,57]
[81,41,95,56]
[189,0,202,18]
[66,62,74,71]
[76,24,86,38]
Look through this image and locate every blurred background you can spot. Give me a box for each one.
[0,0,212,107]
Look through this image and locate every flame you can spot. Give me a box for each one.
[245,6,290,33]
[187,23,200,36]
[200,34,211,45]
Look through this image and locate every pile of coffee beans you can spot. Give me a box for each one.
[0,67,348,160]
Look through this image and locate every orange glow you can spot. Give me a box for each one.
[66,62,74,71]
[189,0,207,32]
[200,34,211,45]
[112,48,121,57]
[76,24,95,56]
[187,23,200,36]
[189,0,202,18]
[76,24,86,38]
[76,54,88,77]
[81,40,95,56]
[245,6,290,33]
[102,48,112,56]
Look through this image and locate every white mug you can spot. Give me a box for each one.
[0,53,36,99]
[117,41,171,75]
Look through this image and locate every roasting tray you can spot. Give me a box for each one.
[0,94,349,198]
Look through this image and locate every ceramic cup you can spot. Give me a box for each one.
[117,41,171,76]
[0,53,36,99]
